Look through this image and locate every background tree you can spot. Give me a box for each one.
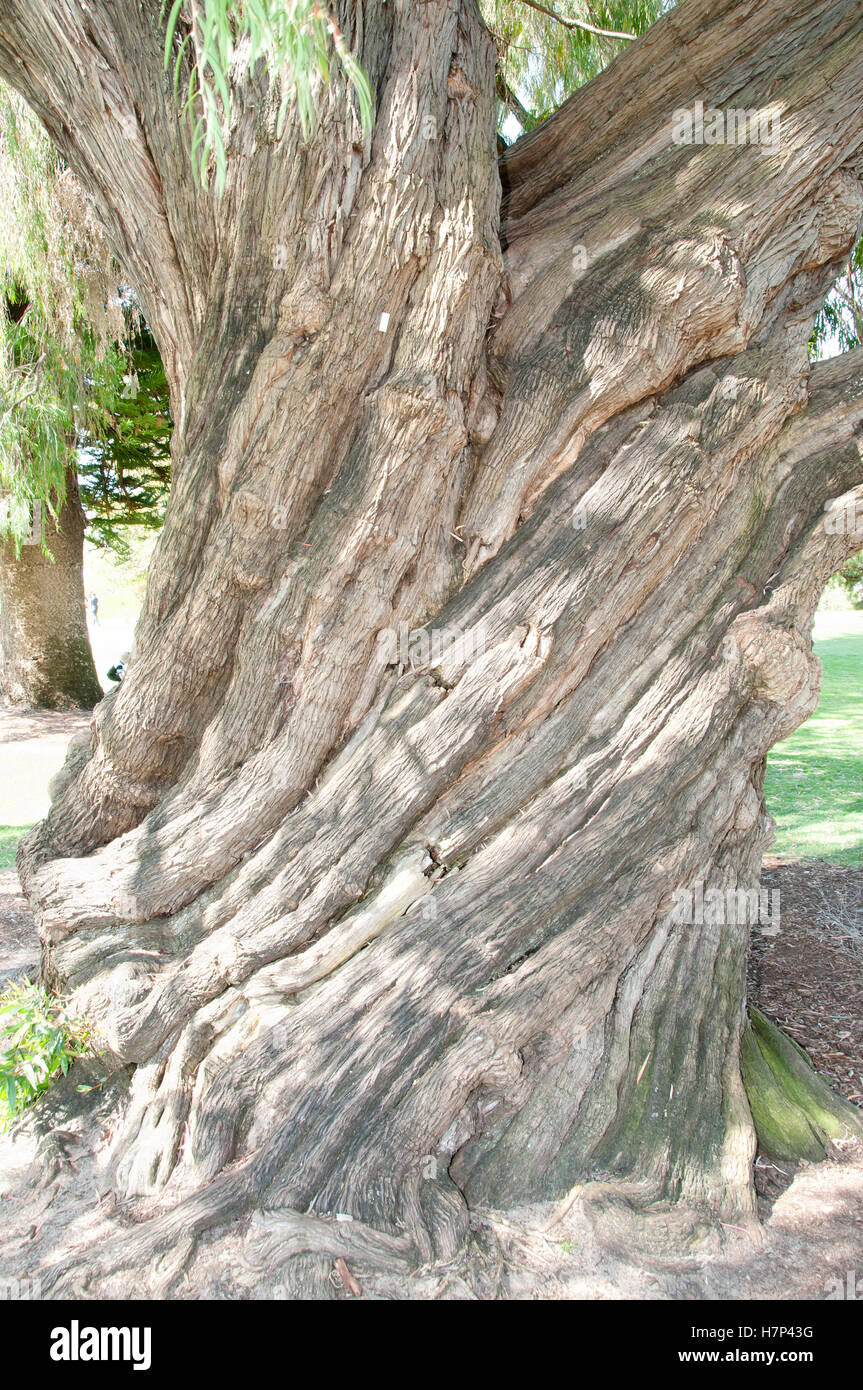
[0,0,862,1294]
[79,328,172,558]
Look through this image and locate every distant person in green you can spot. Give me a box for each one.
[107,651,130,684]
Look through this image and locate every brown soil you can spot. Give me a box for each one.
[0,870,38,984]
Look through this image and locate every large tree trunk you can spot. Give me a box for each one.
[0,467,102,709]
[1,0,863,1293]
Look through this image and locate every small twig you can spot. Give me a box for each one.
[542,1183,583,1232]
[334,1257,362,1297]
[636,1050,652,1084]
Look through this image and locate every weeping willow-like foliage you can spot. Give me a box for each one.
[811,236,863,359]
[480,0,673,130]
[163,0,374,193]
[0,86,128,550]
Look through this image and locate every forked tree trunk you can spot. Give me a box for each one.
[0,468,102,709]
[1,0,863,1293]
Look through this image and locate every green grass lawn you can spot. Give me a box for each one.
[0,825,27,872]
[764,610,863,866]
[0,729,85,870]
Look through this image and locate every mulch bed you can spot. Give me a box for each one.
[748,858,863,1111]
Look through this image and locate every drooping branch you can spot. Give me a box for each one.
[518,0,637,42]
[745,345,863,614]
[832,275,863,340]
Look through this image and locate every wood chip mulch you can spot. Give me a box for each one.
[749,857,863,1112]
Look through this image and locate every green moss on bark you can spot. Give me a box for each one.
[742,1006,863,1163]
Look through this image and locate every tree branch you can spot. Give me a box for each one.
[779,346,863,490]
[832,277,863,341]
[495,71,537,130]
[518,0,637,42]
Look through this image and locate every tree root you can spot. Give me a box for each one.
[741,1006,863,1164]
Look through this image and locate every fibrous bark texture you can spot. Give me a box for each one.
[1,0,862,1294]
[0,468,101,709]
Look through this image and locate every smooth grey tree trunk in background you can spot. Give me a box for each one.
[0,467,101,708]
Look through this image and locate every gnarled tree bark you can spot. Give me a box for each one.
[1,0,862,1294]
